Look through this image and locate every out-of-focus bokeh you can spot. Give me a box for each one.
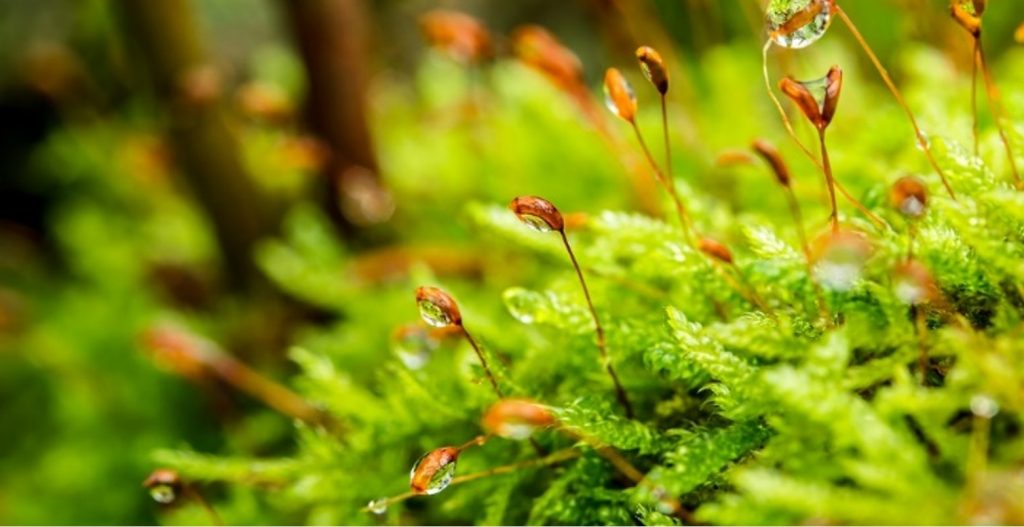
[0,0,1022,524]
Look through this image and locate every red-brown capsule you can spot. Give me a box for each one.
[603,68,637,123]
[415,287,462,328]
[779,66,843,130]
[410,446,460,495]
[890,176,928,218]
[143,469,182,504]
[511,26,584,91]
[635,46,669,95]
[1015,22,1024,44]
[698,237,734,265]
[751,139,791,187]
[893,260,941,305]
[482,399,556,440]
[950,2,982,36]
[419,10,493,64]
[509,196,564,232]
[142,325,210,380]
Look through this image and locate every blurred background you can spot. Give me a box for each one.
[0,0,1021,523]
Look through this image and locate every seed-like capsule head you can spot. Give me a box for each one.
[635,46,669,95]
[482,399,556,439]
[890,176,928,218]
[950,1,983,36]
[1016,22,1024,44]
[698,237,734,264]
[410,446,460,495]
[143,469,182,504]
[751,139,791,187]
[509,196,564,232]
[511,26,584,91]
[811,230,873,291]
[765,0,836,49]
[415,286,462,328]
[419,10,493,64]
[603,68,637,123]
[893,260,940,305]
[779,66,842,130]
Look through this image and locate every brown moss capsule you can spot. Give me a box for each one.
[603,68,637,123]
[144,469,182,504]
[893,260,940,306]
[419,10,492,64]
[635,46,669,95]
[482,399,556,440]
[1016,22,1024,44]
[751,139,791,187]
[810,229,873,291]
[890,176,928,218]
[415,286,462,328]
[509,196,565,232]
[698,237,734,265]
[951,1,982,36]
[511,26,584,91]
[779,66,842,130]
[410,446,460,495]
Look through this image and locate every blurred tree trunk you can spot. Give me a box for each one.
[278,0,392,236]
[117,0,273,290]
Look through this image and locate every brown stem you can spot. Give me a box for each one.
[835,6,957,199]
[913,305,929,386]
[660,94,673,180]
[184,485,223,526]
[460,327,504,398]
[783,187,830,324]
[762,40,889,231]
[818,129,840,233]
[971,38,980,157]
[559,230,634,419]
[976,39,1021,186]
[362,448,581,512]
[631,122,695,243]
[206,353,325,426]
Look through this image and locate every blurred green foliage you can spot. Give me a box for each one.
[1,0,1024,525]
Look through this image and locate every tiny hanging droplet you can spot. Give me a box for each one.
[415,287,462,328]
[149,484,176,504]
[766,0,835,49]
[367,498,389,514]
[812,231,871,292]
[971,395,999,419]
[410,447,460,495]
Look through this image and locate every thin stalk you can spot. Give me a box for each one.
[762,40,889,231]
[363,448,582,512]
[184,486,223,526]
[966,412,991,492]
[783,187,831,324]
[559,230,634,419]
[971,38,980,157]
[976,39,1021,186]
[631,122,695,243]
[818,129,840,233]
[660,94,672,179]
[207,354,324,426]
[913,305,929,385]
[460,328,504,398]
[835,6,957,199]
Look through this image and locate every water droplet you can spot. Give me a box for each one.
[417,299,454,328]
[520,214,554,232]
[766,0,834,49]
[812,231,871,292]
[149,484,176,504]
[503,288,553,324]
[893,277,926,305]
[971,395,999,419]
[392,325,438,370]
[410,447,459,495]
[367,498,388,514]
[482,399,555,439]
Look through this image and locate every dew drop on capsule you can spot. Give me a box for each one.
[766,0,834,49]
[367,498,388,514]
[603,75,636,120]
[417,300,453,328]
[410,448,459,495]
[971,395,999,419]
[149,484,176,504]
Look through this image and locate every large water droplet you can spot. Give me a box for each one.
[517,213,554,232]
[418,299,455,328]
[367,498,388,514]
[149,484,176,504]
[971,395,999,419]
[893,276,926,305]
[503,288,553,325]
[410,448,459,495]
[766,0,833,49]
[393,325,437,370]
